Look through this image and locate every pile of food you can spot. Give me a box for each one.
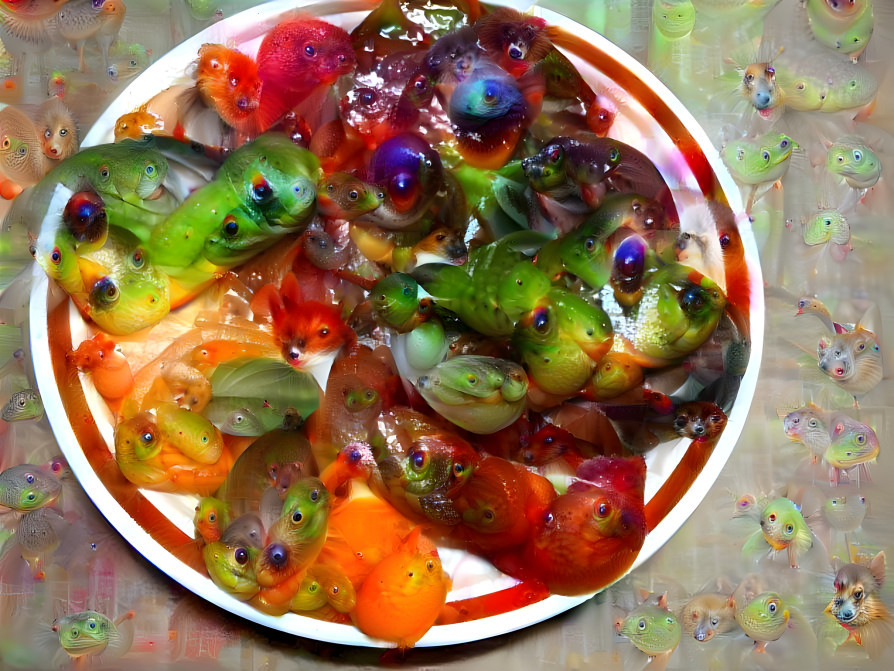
[20,0,751,649]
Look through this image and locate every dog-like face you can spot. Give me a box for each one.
[827,552,886,628]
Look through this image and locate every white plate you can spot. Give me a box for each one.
[29,0,764,648]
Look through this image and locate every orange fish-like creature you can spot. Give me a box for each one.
[193,43,262,136]
[67,331,134,405]
[492,456,646,595]
[352,526,451,648]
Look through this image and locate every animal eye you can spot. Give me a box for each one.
[638,618,646,630]
[87,620,96,630]
[230,76,239,87]
[130,60,137,67]
[857,342,865,351]
[785,524,794,534]
[711,617,719,625]
[71,629,79,638]
[44,128,52,139]
[768,513,777,522]
[140,430,155,444]
[310,488,320,502]
[348,189,359,201]
[761,150,770,161]
[856,434,866,445]
[453,463,465,477]
[609,147,620,162]
[719,233,731,248]
[768,601,777,613]
[292,510,303,523]
[304,44,316,57]
[780,139,789,149]
[208,512,216,522]
[100,166,110,178]
[595,499,611,518]
[854,589,863,600]
[51,247,62,264]
[766,66,774,75]
[807,418,817,427]
[145,164,155,176]
[584,237,596,251]
[319,327,329,337]
[410,449,427,471]
[223,216,239,236]
[466,374,478,386]
[426,559,436,572]
[853,150,862,161]
[131,250,144,268]
[25,473,35,483]
[745,73,754,82]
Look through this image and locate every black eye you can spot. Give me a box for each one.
[140,431,154,443]
[453,463,464,476]
[234,547,248,564]
[638,618,646,630]
[854,589,863,600]
[768,602,776,613]
[292,510,303,523]
[719,233,731,248]
[310,489,319,502]
[51,247,62,264]
[208,512,216,522]
[223,216,239,236]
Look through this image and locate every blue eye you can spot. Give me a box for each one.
[223,216,239,236]
[853,150,863,161]
[304,44,315,57]
[145,164,155,176]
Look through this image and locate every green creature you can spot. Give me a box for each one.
[734,592,790,653]
[617,595,683,656]
[802,209,850,246]
[805,0,874,59]
[824,414,879,470]
[203,541,260,600]
[256,477,331,590]
[0,389,44,423]
[202,396,292,436]
[369,272,434,333]
[774,66,827,112]
[652,0,696,40]
[147,133,319,274]
[155,402,224,465]
[416,355,528,434]
[742,497,813,568]
[722,132,798,186]
[820,64,877,114]
[417,231,551,337]
[0,463,61,511]
[606,263,726,367]
[513,288,613,397]
[318,172,384,220]
[52,610,131,660]
[826,139,881,189]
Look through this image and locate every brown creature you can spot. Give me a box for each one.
[681,592,737,642]
[673,401,727,442]
[36,96,78,160]
[826,551,894,659]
